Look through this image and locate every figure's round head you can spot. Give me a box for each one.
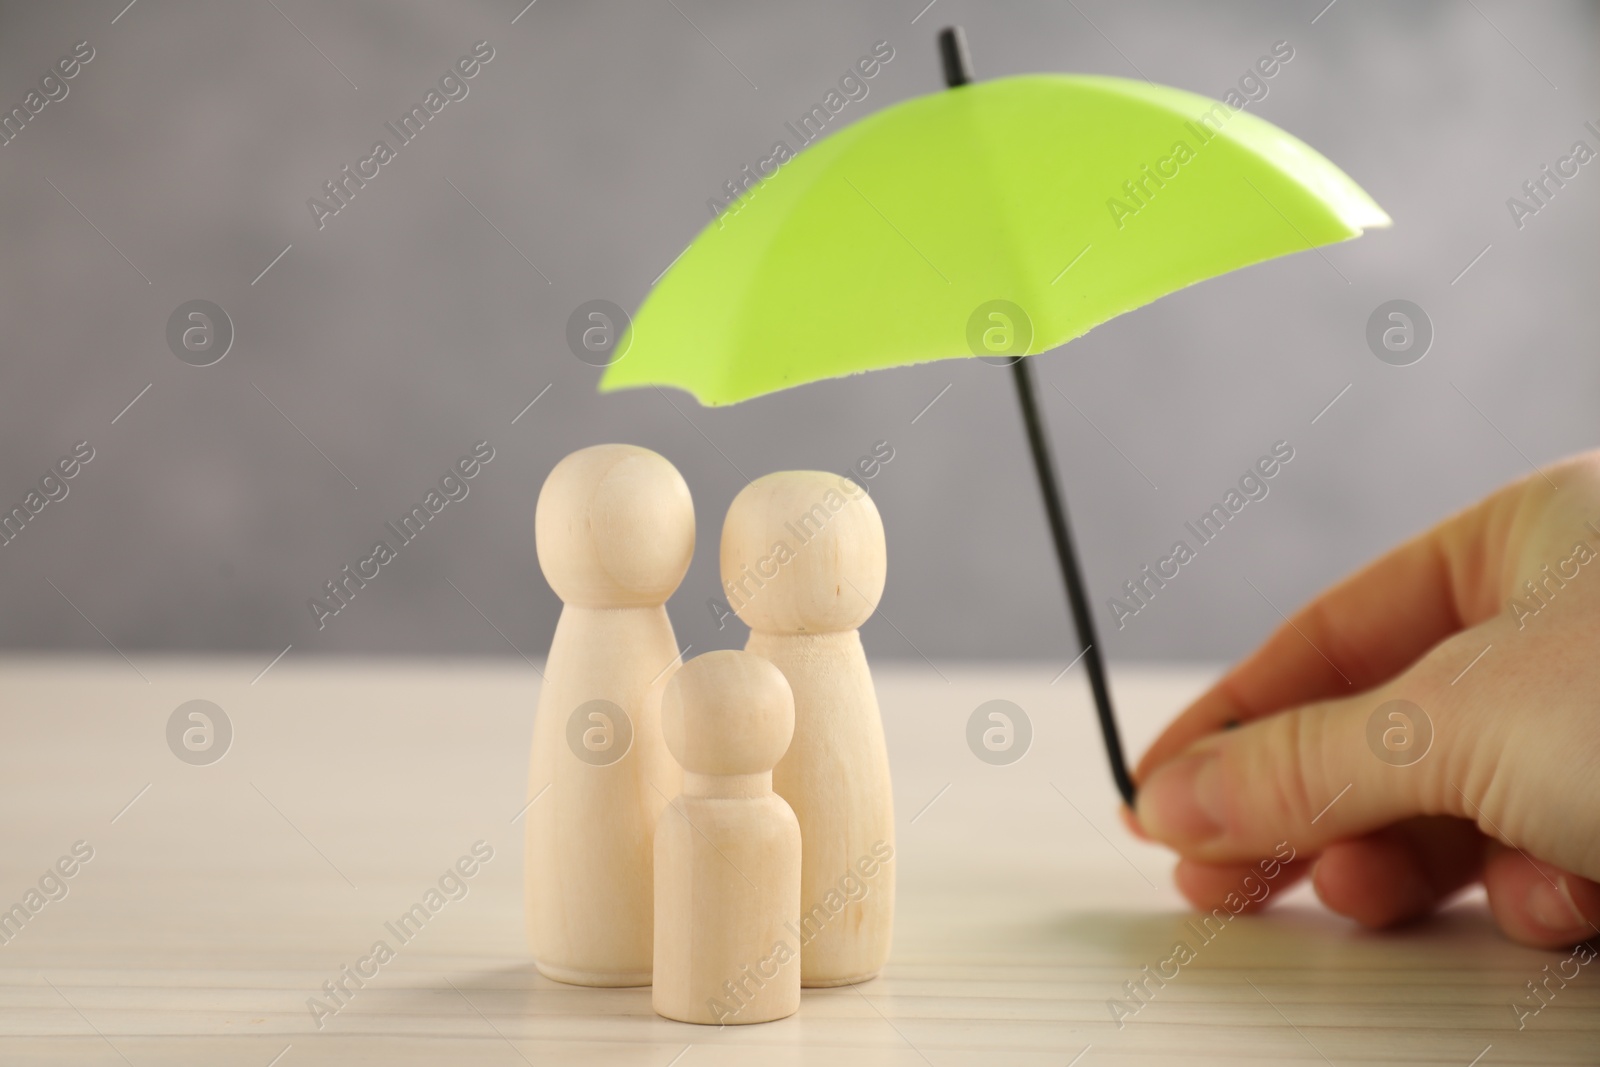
[719,470,886,634]
[536,444,694,608]
[661,650,794,776]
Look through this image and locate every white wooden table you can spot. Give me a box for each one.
[1,657,1595,1065]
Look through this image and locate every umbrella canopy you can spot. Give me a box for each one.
[601,72,1389,405]
[599,30,1390,806]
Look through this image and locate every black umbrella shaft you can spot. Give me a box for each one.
[1009,357,1137,805]
[938,25,1136,806]
[938,25,973,88]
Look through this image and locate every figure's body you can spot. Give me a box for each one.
[653,650,801,1024]
[526,444,692,986]
[722,471,895,987]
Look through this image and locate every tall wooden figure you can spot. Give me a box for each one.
[527,444,692,986]
[653,650,801,1025]
[721,471,895,987]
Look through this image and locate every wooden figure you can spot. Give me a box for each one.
[526,443,692,987]
[653,649,801,1025]
[720,471,895,987]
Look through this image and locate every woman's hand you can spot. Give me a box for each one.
[1132,453,1600,948]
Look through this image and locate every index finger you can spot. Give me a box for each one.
[1134,479,1520,781]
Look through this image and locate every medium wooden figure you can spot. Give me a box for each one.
[653,649,802,1025]
[721,471,895,987]
[526,443,692,987]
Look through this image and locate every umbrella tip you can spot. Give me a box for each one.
[937,26,973,88]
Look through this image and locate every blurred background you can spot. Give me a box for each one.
[0,0,1594,669]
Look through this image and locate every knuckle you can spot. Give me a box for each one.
[1302,597,1381,688]
[1385,640,1481,811]
[1225,708,1329,835]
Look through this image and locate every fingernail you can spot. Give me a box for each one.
[1136,751,1225,846]
[1526,876,1586,936]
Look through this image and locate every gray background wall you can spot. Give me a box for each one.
[0,0,1594,669]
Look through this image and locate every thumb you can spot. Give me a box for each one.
[1133,635,1483,863]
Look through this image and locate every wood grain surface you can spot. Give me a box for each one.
[0,657,1594,1065]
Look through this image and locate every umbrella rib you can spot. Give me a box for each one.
[842,177,950,283]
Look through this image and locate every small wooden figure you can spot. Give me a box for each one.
[721,471,895,987]
[526,443,692,987]
[653,649,801,1025]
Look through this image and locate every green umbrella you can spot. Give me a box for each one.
[601,27,1389,804]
